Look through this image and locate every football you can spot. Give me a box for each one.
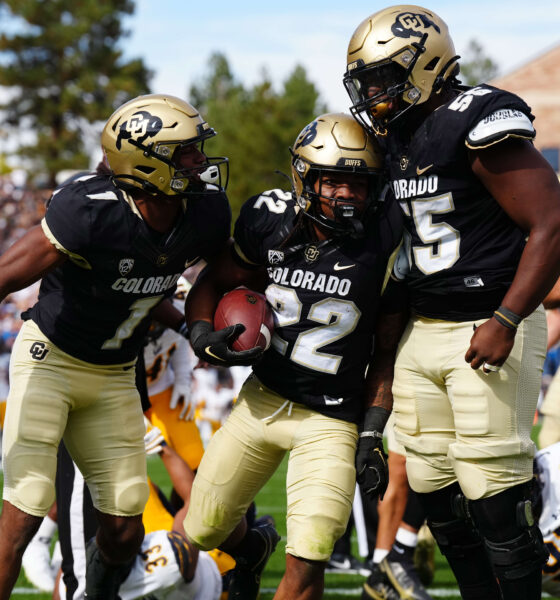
[213,288,274,352]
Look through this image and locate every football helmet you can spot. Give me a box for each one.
[101,94,228,196]
[344,5,460,135]
[290,112,384,236]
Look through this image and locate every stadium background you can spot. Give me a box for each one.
[1,1,560,597]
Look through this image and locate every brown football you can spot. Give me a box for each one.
[213,288,274,352]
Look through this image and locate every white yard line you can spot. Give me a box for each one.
[262,587,555,598]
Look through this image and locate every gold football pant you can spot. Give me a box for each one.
[392,307,546,500]
[3,320,148,517]
[145,387,204,471]
[184,374,358,561]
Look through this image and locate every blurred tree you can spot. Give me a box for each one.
[459,39,499,86]
[191,52,326,219]
[0,0,151,187]
[0,154,11,175]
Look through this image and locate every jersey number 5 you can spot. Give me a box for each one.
[408,193,460,275]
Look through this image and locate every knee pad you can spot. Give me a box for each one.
[483,525,548,581]
[469,482,534,542]
[289,513,344,562]
[470,483,548,582]
[428,517,483,560]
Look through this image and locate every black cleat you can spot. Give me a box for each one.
[326,552,371,576]
[361,562,400,600]
[228,523,281,600]
[381,556,434,600]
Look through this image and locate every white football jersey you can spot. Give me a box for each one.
[58,530,222,600]
[535,442,560,595]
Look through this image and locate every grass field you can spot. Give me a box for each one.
[5,423,560,599]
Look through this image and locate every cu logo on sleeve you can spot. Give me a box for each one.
[29,341,49,361]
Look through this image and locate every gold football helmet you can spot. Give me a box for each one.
[344,5,459,135]
[101,94,228,196]
[290,112,384,235]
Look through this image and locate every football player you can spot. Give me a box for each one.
[533,441,560,597]
[343,6,560,600]
[183,112,405,600]
[0,93,252,600]
[54,419,230,600]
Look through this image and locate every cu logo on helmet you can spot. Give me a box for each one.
[29,341,49,361]
[392,12,441,38]
[116,110,163,150]
[294,121,318,149]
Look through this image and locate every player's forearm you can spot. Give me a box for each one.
[159,445,195,501]
[184,275,223,326]
[152,298,185,332]
[0,226,66,302]
[364,309,408,411]
[363,356,394,412]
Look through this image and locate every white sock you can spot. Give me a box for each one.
[395,527,418,549]
[35,515,57,542]
[373,548,389,564]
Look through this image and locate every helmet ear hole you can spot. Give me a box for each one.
[424,57,439,72]
[135,165,156,175]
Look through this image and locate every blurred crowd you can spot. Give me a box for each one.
[0,176,49,398]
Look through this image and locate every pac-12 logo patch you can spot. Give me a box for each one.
[268,249,284,265]
[392,12,441,39]
[30,341,49,361]
[116,110,163,150]
[119,258,134,275]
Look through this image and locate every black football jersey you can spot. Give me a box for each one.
[26,173,231,364]
[387,84,534,320]
[233,189,402,423]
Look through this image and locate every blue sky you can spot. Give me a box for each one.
[122,0,560,113]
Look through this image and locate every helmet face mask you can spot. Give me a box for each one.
[290,113,385,237]
[101,94,229,197]
[345,5,459,136]
[168,140,229,195]
[344,57,420,136]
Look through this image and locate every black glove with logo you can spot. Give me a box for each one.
[355,406,390,501]
[189,320,264,366]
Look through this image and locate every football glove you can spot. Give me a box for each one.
[143,418,166,455]
[355,406,390,501]
[189,320,264,366]
[170,383,195,421]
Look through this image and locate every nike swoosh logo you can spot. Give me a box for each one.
[204,346,224,361]
[416,164,433,176]
[185,256,200,268]
[333,262,355,271]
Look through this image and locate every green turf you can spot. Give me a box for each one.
[5,422,560,598]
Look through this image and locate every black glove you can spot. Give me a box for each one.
[355,406,390,501]
[189,320,264,366]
